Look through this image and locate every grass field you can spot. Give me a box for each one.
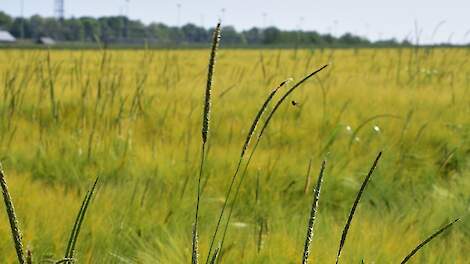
[0,46,469,263]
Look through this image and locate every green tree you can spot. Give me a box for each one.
[181,23,208,43]
[242,27,262,44]
[63,18,84,41]
[80,17,100,41]
[0,11,12,30]
[147,22,170,43]
[10,18,32,38]
[263,27,281,44]
[221,26,243,44]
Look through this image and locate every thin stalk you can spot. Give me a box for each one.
[218,65,328,254]
[193,22,221,264]
[400,218,460,264]
[64,177,99,262]
[335,152,382,264]
[0,164,26,264]
[205,79,289,263]
[192,144,206,264]
[46,50,58,122]
[209,246,220,264]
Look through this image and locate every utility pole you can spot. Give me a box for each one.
[262,12,267,29]
[200,14,205,28]
[124,0,130,39]
[20,0,24,39]
[177,3,181,27]
[55,0,65,21]
[220,8,226,23]
[124,0,130,17]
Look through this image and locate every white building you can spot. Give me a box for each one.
[37,37,56,45]
[0,31,16,43]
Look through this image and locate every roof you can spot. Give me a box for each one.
[0,31,16,42]
[37,37,56,45]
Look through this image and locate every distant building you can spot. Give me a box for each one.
[0,31,16,43]
[37,37,56,45]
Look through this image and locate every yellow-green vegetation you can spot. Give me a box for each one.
[0,47,469,263]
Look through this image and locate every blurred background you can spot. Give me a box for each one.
[1,0,469,47]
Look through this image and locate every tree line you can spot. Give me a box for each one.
[0,11,408,47]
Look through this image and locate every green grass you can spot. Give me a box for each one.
[0,46,469,263]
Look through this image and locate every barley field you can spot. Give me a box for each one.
[0,46,469,263]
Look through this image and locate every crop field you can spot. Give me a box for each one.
[0,46,469,263]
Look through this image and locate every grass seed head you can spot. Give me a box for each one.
[202,22,222,144]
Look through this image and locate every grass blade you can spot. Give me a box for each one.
[218,65,328,254]
[64,177,99,261]
[64,189,90,258]
[0,163,26,264]
[335,152,382,264]
[400,218,460,264]
[209,246,220,264]
[257,65,328,141]
[302,160,326,264]
[205,78,289,263]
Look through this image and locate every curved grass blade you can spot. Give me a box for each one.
[64,177,99,261]
[400,218,460,264]
[205,78,290,263]
[0,163,26,264]
[218,65,328,254]
[257,65,328,142]
[335,152,382,264]
[302,160,326,264]
[64,189,89,258]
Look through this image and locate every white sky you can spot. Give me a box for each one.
[1,0,470,44]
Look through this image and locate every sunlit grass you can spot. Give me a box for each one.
[0,47,468,262]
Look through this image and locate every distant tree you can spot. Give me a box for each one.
[181,23,208,43]
[339,33,369,45]
[0,11,12,30]
[276,31,297,44]
[322,33,336,45]
[127,20,146,39]
[242,27,262,44]
[63,18,84,41]
[374,38,399,47]
[147,22,170,43]
[107,16,126,39]
[168,26,183,43]
[0,11,407,47]
[263,26,281,44]
[29,15,46,38]
[10,18,32,38]
[98,17,111,42]
[304,31,323,45]
[80,17,100,41]
[221,26,243,44]
[41,17,61,39]
[401,39,413,46]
